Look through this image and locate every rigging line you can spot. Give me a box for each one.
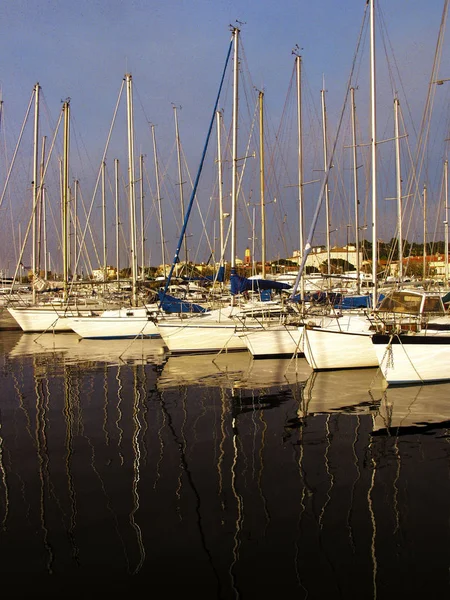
[396,333,424,383]
[39,91,60,142]
[160,33,234,305]
[69,113,99,181]
[377,5,419,148]
[69,187,97,277]
[259,101,286,258]
[71,183,100,276]
[290,1,370,299]
[398,108,429,262]
[398,103,418,248]
[429,165,447,250]
[133,79,159,134]
[185,135,230,266]
[177,153,215,263]
[156,153,183,238]
[407,0,448,198]
[9,107,64,291]
[142,161,157,231]
[269,65,298,253]
[240,97,259,225]
[194,192,216,261]
[195,99,260,263]
[0,87,35,210]
[68,79,125,298]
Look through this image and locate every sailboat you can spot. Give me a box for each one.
[372,327,450,385]
[156,28,267,354]
[303,0,450,372]
[7,96,100,333]
[238,52,341,359]
[371,288,450,384]
[301,0,389,371]
[157,27,300,354]
[66,75,158,338]
[66,74,211,340]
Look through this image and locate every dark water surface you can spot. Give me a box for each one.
[1,331,450,598]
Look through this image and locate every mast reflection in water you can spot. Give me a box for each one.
[1,330,450,597]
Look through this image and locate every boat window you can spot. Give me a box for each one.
[422,296,444,314]
[377,292,421,314]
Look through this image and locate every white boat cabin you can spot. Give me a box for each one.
[377,290,445,317]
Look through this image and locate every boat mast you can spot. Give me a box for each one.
[9,99,63,294]
[139,153,145,278]
[216,109,225,269]
[350,87,361,295]
[36,135,45,279]
[259,90,266,276]
[321,80,332,280]
[125,73,138,305]
[251,205,256,276]
[32,82,40,304]
[230,26,239,302]
[295,52,305,301]
[444,159,448,287]
[114,158,120,288]
[394,96,403,284]
[62,99,70,302]
[73,178,78,282]
[101,160,107,282]
[152,124,166,277]
[174,105,188,266]
[423,184,427,281]
[370,0,378,307]
[41,136,48,279]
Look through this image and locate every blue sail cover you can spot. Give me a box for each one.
[336,294,372,309]
[157,291,207,313]
[210,265,225,283]
[230,272,291,295]
[290,291,382,308]
[336,293,385,309]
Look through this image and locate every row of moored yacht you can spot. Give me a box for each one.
[6,287,450,386]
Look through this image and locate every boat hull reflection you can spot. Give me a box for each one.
[8,331,167,365]
[2,330,450,596]
[158,352,312,389]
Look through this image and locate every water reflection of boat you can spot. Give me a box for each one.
[372,381,450,435]
[302,368,384,415]
[0,330,22,355]
[157,353,313,390]
[2,327,450,595]
[8,331,168,365]
[3,340,159,580]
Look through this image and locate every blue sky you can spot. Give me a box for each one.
[0,0,449,274]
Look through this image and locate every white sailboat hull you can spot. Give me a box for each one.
[7,306,96,333]
[156,320,248,354]
[156,304,279,354]
[373,332,450,385]
[236,313,355,359]
[66,307,160,339]
[303,326,377,370]
[238,325,303,358]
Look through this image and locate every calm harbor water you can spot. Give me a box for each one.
[1,330,450,597]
